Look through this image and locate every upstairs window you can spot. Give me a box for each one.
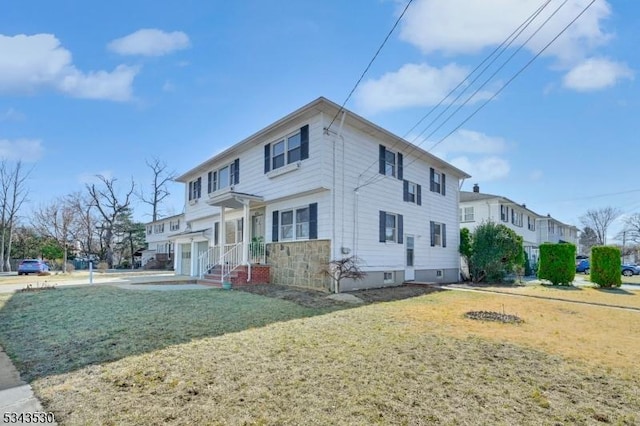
[430,168,446,195]
[403,180,422,205]
[379,145,403,179]
[264,125,309,173]
[511,210,523,227]
[153,223,164,233]
[188,177,202,201]
[170,220,180,231]
[146,225,152,235]
[208,159,240,193]
[460,207,474,222]
[527,216,535,231]
[500,205,508,222]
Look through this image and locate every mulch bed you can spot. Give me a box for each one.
[236,283,442,308]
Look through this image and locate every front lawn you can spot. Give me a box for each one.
[1,286,639,424]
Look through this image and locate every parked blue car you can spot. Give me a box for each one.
[17,259,50,275]
[622,264,640,277]
[576,259,590,274]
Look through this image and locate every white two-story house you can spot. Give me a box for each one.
[143,214,184,269]
[172,97,470,292]
[459,184,578,268]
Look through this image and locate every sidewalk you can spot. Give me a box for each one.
[0,347,56,425]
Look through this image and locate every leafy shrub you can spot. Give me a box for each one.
[469,221,522,283]
[524,251,533,276]
[590,246,621,288]
[538,243,576,285]
[65,262,75,273]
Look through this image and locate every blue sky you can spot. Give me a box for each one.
[1,0,638,240]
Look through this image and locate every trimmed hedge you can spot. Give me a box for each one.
[590,246,621,288]
[538,243,576,285]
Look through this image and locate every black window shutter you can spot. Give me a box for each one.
[197,177,202,198]
[379,145,386,175]
[214,222,219,246]
[397,215,403,244]
[233,158,240,184]
[264,145,271,173]
[441,173,446,196]
[272,211,279,242]
[442,223,447,247]
[403,180,409,202]
[430,168,435,192]
[300,125,309,160]
[309,202,318,239]
[188,182,193,200]
[430,221,435,247]
[417,184,422,206]
[207,172,212,193]
[397,153,403,180]
[379,211,386,242]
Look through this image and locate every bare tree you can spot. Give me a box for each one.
[321,256,366,293]
[138,158,176,221]
[578,226,599,255]
[86,175,135,268]
[0,161,30,271]
[66,192,100,259]
[579,207,621,246]
[624,213,640,244]
[31,198,75,272]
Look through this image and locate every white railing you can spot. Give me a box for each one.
[221,242,243,282]
[198,246,221,279]
[249,240,266,265]
[198,241,265,281]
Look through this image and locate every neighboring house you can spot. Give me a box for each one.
[459,184,578,267]
[143,214,184,269]
[172,97,470,292]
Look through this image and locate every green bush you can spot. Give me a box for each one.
[590,246,621,288]
[538,243,576,285]
[469,221,522,283]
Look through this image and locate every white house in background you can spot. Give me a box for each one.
[142,214,184,269]
[171,97,471,292]
[459,184,578,267]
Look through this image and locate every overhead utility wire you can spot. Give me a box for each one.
[359,0,560,189]
[380,0,595,186]
[425,0,596,154]
[326,0,414,132]
[355,0,553,189]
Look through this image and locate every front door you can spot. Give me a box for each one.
[405,235,415,281]
[251,212,265,241]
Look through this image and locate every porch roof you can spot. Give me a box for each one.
[206,190,264,209]
[167,228,211,241]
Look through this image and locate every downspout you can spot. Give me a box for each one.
[338,111,346,261]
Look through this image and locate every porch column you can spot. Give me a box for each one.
[174,242,181,274]
[190,239,197,277]
[242,201,250,265]
[219,207,226,266]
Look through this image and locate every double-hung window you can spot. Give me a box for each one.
[430,168,446,195]
[264,125,309,173]
[527,216,535,231]
[500,205,508,222]
[403,180,422,205]
[272,203,317,241]
[379,145,403,179]
[430,221,447,247]
[379,211,403,243]
[208,159,240,194]
[170,220,180,232]
[188,177,201,201]
[460,207,474,222]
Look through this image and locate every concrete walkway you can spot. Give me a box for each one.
[0,347,56,425]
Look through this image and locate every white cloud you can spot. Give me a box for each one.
[0,33,139,101]
[449,155,511,181]
[430,129,508,157]
[400,0,612,63]
[0,138,43,162]
[563,57,633,91]
[529,169,544,181]
[108,29,190,57]
[356,62,492,113]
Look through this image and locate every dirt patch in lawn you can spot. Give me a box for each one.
[236,283,442,308]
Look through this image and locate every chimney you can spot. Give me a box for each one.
[472,183,480,193]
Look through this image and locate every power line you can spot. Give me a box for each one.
[356,0,555,189]
[396,0,597,180]
[326,0,414,132]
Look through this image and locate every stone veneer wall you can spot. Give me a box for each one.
[266,240,331,291]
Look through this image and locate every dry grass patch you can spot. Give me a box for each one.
[2,287,640,424]
[470,284,640,310]
[390,290,640,373]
